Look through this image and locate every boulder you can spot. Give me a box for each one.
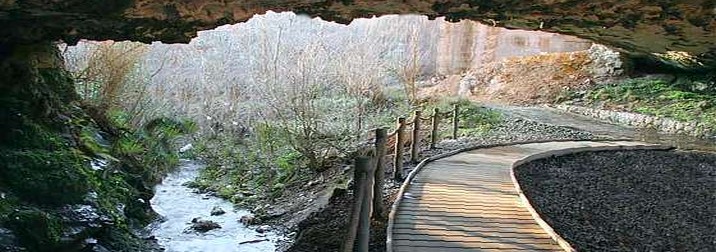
[239,214,256,226]
[188,218,221,232]
[210,206,226,216]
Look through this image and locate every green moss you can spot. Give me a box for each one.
[0,149,91,206]
[2,119,67,150]
[6,209,63,252]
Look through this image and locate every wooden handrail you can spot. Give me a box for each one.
[372,128,387,219]
[346,104,463,252]
[344,156,368,252]
[452,104,459,139]
[410,110,422,163]
[393,117,406,181]
[430,107,440,149]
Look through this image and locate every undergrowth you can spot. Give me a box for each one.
[188,96,502,211]
[561,77,716,128]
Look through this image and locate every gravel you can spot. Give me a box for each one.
[418,115,596,158]
[515,150,716,251]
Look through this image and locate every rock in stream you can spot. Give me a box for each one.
[147,160,278,252]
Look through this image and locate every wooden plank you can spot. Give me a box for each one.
[398,207,533,216]
[402,194,520,202]
[393,214,539,224]
[394,246,560,252]
[395,215,537,224]
[416,173,509,180]
[393,233,556,244]
[393,240,559,250]
[422,163,509,169]
[392,226,551,238]
[399,206,526,215]
[408,183,516,190]
[408,186,516,194]
[415,176,509,183]
[396,212,536,221]
[411,178,512,185]
[401,202,522,211]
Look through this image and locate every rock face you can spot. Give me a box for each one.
[1,1,715,70]
[428,45,626,104]
[436,18,593,75]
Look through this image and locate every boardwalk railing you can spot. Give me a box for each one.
[343,104,462,252]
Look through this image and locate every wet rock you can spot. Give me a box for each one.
[188,218,221,232]
[210,206,226,216]
[83,238,110,252]
[255,225,271,233]
[239,214,255,226]
[0,228,25,252]
[266,208,287,219]
[90,244,111,252]
[179,143,193,153]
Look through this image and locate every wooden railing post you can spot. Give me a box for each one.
[344,156,369,252]
[358,155,376,252]
[452,104,459,139]
[430,107,440,149]
[372,128,387,219]
[393,117,405,181]
[410,110,421,163]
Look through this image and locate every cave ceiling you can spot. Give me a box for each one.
[2,0,715,70]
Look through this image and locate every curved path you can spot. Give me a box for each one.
[485,104,715,151]
[387,140,670,252]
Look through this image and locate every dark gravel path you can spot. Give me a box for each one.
[515,150,716,252]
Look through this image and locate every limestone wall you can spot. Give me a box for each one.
[436,19,592,76]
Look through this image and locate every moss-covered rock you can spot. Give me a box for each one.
[6,209,63,251]
[0,42,165,251]
[0,149,91,206]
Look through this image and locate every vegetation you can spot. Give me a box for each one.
[0,40,194,251]
[49,13,506,251]
[425,98,503,138]
[561,77,716,128]
[56,14,505,214]
[188,92,501,208]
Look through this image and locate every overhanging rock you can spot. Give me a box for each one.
[1,1,714,70]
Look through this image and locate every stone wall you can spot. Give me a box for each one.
[553,104,714,138]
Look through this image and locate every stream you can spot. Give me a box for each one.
[147,160,278,252]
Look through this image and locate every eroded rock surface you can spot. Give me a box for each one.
[1,1,714,70]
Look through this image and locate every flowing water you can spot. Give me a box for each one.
[148,160,278,252]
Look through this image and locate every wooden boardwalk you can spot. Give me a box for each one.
[388,141,667,252]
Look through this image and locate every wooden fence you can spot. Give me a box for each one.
[343,104,461,252]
